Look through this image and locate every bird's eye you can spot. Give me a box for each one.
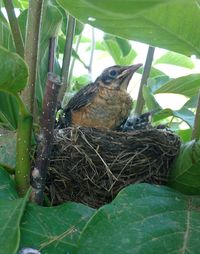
[109,69,118,77]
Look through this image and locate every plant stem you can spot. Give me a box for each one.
[68,33,82,84]
[3,0,24,57]
[21,0,44,114]
[191,89,200,140]
[15,94,32,196]
[88,27,95,76]
[31,73,61,204]
[134,46,155,115]
[58,14,76,102]
[48,37,56,72]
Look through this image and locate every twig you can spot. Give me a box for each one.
[3,0,24,57]
[88,27,95,75]
[68,33,82,84]
[31,73,61,204]
[58,14,76,102]
[48,37,56,72]
[134,46,155,115]
[21,0,44,113]
[191,89,200,140]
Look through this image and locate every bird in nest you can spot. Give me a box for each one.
[57,64,153,131]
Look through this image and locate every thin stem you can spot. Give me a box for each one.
[15,0,44,196]
[68,33,82,84]
[58,14,76,102]
[134,46,155,115]
[21,0,44,114]
[191,89,200,140]
[48,37,56,72]
[3,0,24,57]
[88,27,95,75]
[14,93,32,196]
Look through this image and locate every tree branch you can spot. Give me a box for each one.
[58,14,76,102]
[68,33,82,84]
[3,0,24,57]
[88,27,95,75]
[31,73,61,204]
[134,46,155,115]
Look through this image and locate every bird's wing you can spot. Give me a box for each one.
[64,82,99,112]
[58,82,99,128]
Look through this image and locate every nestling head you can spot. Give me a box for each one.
[96,64,142,90]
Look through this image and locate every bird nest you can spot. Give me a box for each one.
[47,127,181,208]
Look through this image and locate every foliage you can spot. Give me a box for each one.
[0,0,200,253]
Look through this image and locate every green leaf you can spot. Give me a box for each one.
[0,10,14,50]
[0,46,28,93]
[0,193,29,254]
[155,74,200,97]
[0,92,19,129]
[177,128,192,143]
[155,51,195,69]
[0,130,16,170]
[148,75,170,93]
[183,95,198,109]
[169,140,200,194]
[153,107,194,128]
[0,167,18,200]
[138,67,166,78]
[20,203,95,254]
[77,183,200,254]
[115,37,132,57]
[57,0,200,57]
[143,86,162,111]
[103,34,137,65]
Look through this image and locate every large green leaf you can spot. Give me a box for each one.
[103,34,137,65]
[169,140,200,194]
[0,194,29,254]
[154,51,195,69]
[77,183,200,254]
[0,46,28,93]
[155,74,200,97]
[20,203,95,254]
[57,0,200,57]
[0,168,18,200]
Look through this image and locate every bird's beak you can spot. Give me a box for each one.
[118,63,142,89]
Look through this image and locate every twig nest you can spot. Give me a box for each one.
[47,127,181,208]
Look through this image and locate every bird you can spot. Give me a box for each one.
[57,64,142,130]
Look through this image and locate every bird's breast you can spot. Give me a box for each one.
[71,88,132,129]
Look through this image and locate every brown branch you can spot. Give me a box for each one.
[48,37,56,72]
[31,73,61,204]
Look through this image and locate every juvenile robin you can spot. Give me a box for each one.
[58,64,142,130]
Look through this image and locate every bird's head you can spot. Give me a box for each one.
[96,64,142,90]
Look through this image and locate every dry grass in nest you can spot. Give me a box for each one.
[47,127,181,208]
